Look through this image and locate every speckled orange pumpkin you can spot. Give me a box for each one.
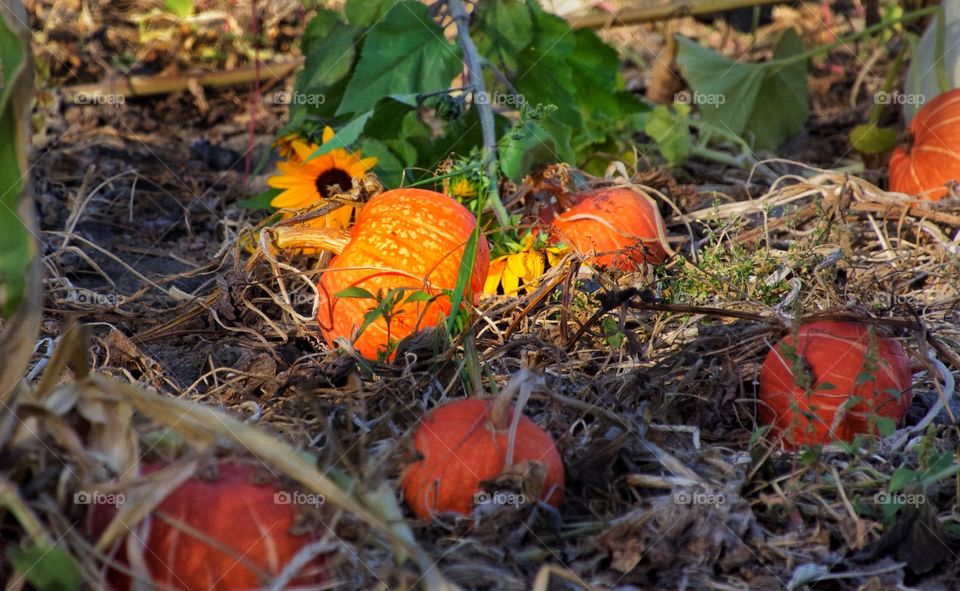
[401,398,565,519]
[540,187,670,270]
[315,189,490,360]
[87,462,325,590]
[889,88,960,201]
[758,321,913,448]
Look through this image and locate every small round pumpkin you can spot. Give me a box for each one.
[758,321,913,448]
[889,88,960,201]
[87,461,324,590]
[540,187,670,270]
[401,398,564,519]
[315,189,490,360]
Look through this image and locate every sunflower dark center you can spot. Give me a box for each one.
[315,169,353,198]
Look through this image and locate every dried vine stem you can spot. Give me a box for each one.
[447,0,510,228]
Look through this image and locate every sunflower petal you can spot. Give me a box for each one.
[527,251,544,283]
[484,259,507,295]
[291,141,319,162]
[322,126,335,144]
[501,264,521,295]
[272,186,319,208]
[507,252,531,282]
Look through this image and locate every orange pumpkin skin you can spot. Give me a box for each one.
[316,189,490,360]
[88,462,324,590]
[401,399,565,519]
[541,187,669,270]
[889,88,960,201]
[758,321,913,448]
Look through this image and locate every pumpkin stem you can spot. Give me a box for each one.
[268,227,351,255]
[896,130,914,154]
[490,370,546,467]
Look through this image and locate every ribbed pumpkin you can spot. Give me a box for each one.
[758,321,913,448]
[314,189,489,360]
[540,187,670,270]
[401,398,565,519]
[87,461,324,590]
[889,88,960,201]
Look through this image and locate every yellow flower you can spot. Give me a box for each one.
[446,176,477,200]
[272,132,302,160]
[267,126,378,229]
[484,233,568,295]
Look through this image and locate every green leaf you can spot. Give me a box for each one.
[644,104,692,166]
[336,286,377,300]
[6,545,81,591]
[500,105,574,181]
[301,9,345,55]
[849,124,898,155]
[237,187,282,210]
[446,226,481,335]
[567,28,648,154]
[356,138,406,187]
[889,467,917,493]
[816,381,837,391]
[338,1,462,117]
[404,290,434,303]
[473,0,533,70]
[675,29,808,150]
[0,6,32,317]
[873,415,897,437]
[345,0,394,27]
[164,0,193,18]
[511,2,581,129]
[293,26,361,119]
[362,97,420,142]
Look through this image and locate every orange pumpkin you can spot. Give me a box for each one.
[314,189,490,360]
[88,461,324,590]
[758,321,913,448]
[889,88,960,201]
[401,398,564,519]
[540,187,670,270]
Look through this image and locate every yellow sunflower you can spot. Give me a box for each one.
[484,232,568,296]
[445,176,478,200]
[267,126,378,229]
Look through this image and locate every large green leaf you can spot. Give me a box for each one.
[0,2,32,317]
[511,2,581,129]
[567,27,647,150]
[344,0,394,27]
[644,104,692,166]
[472,0,533,71]
[337,1,462,117]
[301,8,345,55]
[293,25,361,120]
[675,29,808,150]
